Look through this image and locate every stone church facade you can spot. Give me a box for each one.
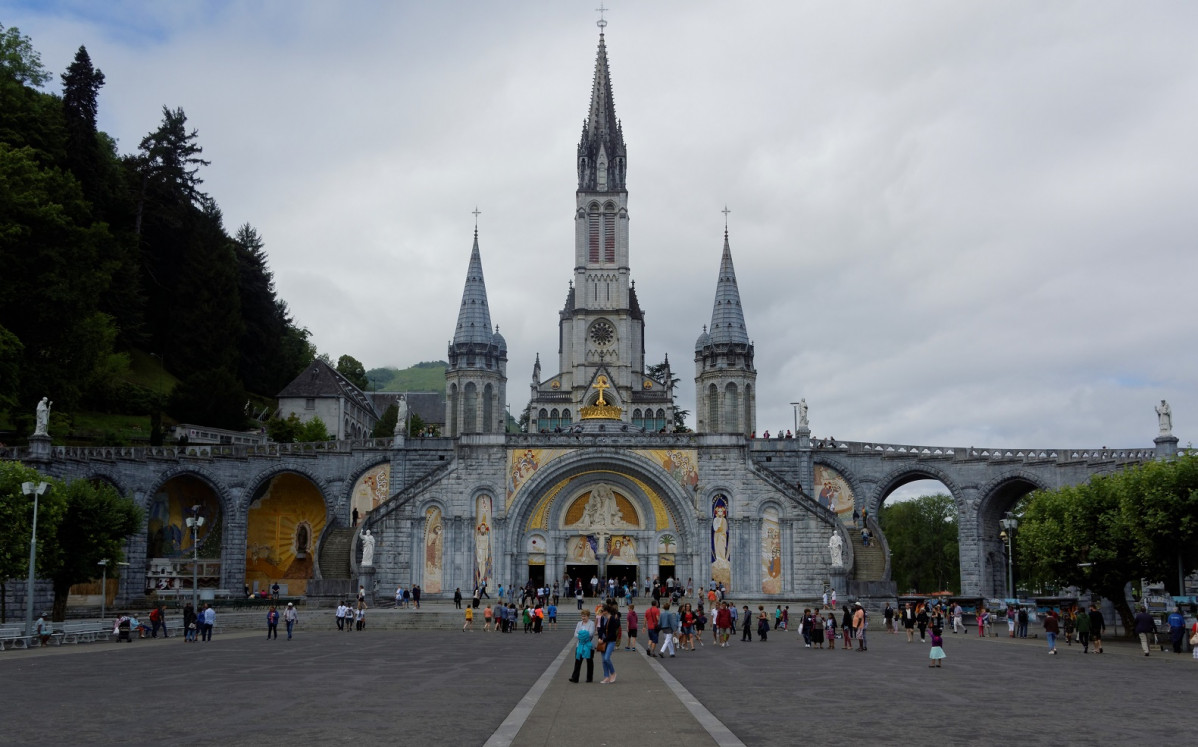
[367,28,840,598]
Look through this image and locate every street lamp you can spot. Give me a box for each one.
[1000,513,1019,600]
[22,481,49,640]
[185,505,205,611]
[97,559,109,621]
[789,402,801,436]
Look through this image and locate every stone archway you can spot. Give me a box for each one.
[244,471,329,596]
[973,471,1050,599]
[143,473,225,596]
[505,448,700,596]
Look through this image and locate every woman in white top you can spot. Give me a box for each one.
[569,609,597,683]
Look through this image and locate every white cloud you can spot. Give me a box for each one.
[6,0,1196,448]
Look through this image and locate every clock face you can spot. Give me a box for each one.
[589,320,615,346]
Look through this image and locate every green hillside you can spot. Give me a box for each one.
[366,361,447,393]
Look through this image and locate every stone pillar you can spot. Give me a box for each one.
[452,516,465,597]
[955,491,983,596]
[358,566,376,605]
[27,434,51,463]
[1155,435,1179,459]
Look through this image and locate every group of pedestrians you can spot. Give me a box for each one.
[478,601,557,633]
[180,603,215,642]
[570,601,622,684]
[265,602,299,640]
[335,600,367,631]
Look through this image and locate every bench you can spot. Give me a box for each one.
[0,626,30,650]
[59,621,113,644]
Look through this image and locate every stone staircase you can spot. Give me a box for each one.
[318,527,355,579]
[851,528,887,581]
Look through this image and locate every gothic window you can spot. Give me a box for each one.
[656,409,666,431]
[448,384,458,437]
[603,205,616,263]
[538,408,549,433]
[550,408,560,430]
[588,205,601,263]
[726,382,739,434]
[744,384,753,434]
[561,409,572,426]
[708,384,719,432]
[632,409,643,428]
[464,382,477,433]
[483,384,494,433]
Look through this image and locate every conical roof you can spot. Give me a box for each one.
[577,30,626,191]
[706,230,750,346]
[453,230,494,347]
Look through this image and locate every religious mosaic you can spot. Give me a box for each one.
[568,535,598,564]
[711,495,731,589]
[761,506,781,594]
[607,535,638,565]
[424,506,444,593]
[146,475,222,560]
[507,447,573,508]
[350,462,390,522]
[814,465,856,519]
[474,494,493,590]
[244,473,327,596]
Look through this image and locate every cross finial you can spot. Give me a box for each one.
[593,374,611,405]
[472,206,481,228]
[596,3,608,30]
[722,204,731,232]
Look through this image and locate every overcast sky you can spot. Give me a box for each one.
[6,0,1196,459]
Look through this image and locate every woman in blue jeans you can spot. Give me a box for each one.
[600,602,621,684]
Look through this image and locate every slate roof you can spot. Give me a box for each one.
[367,392,446,427]
[705,230,751,347]
[277,359,378,417]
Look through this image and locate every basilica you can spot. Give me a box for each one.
[358,26,846,598]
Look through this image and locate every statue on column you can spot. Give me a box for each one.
[798,398,808,428]
[34,397,52,437]
[828,531,844,568]
[1156,399,1172,436]
[359,529,375,567]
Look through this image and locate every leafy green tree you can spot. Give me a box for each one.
[0,143,124,415]
[1018,454,1198,630]
[266,413,303,443]
[336,354,369,391]
[0,23,49,87]
[0,461,63,622]
[297,416,330,442]
[37,477,141,620]
[879,494,960,594]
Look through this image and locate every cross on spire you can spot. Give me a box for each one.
[596,3,609,29]
[472,206,481,228]
[722,205,731,232]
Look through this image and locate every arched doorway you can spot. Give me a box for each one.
[245,472,327,596]
[977,476,1045,600]
[876,477,958,596]
[145,474,223,595]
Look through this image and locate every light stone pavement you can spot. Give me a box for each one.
[1,616,1195,746]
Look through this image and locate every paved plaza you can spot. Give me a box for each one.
[1,615,1196,746]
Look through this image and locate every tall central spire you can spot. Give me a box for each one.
[577,28,626,192]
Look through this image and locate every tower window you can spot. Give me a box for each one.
[603,211,615,263]
[588,208,600,263]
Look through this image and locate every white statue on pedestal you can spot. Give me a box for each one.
[394,395,408,436]
[359,529,375,567]
[1156,399,1172,436]
[798,398,808,428]
[828,532,844,568]
[34,397,52,437]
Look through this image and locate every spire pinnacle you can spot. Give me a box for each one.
[578,21,626,191]
[452,229,494,347]
[706,229,751,346]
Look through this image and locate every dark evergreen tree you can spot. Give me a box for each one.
[336,354,369,391]
[60,46,105,202]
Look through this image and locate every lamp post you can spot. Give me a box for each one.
[185,505,205,611]
[790,402,801,436]
[22,481,49,639]
[1000,513,1019,599]
[97,559,109,621]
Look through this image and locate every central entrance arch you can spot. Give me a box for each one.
[504,447,699,594]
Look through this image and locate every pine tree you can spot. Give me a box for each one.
[60,46,105,202]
